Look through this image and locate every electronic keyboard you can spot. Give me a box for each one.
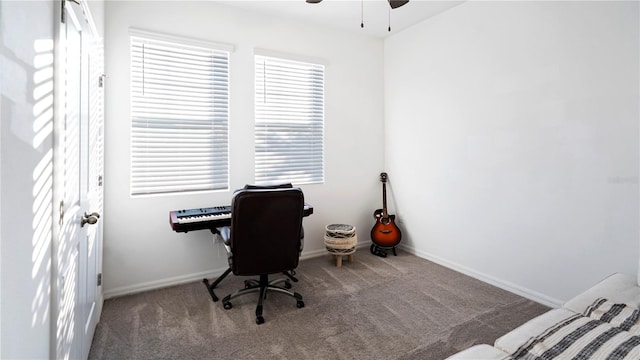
[169,203,313,233]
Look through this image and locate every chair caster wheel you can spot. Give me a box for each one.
[296,300,305,308]
[256,316,264,325]
[223,302,232,310]
[284,280,292,289]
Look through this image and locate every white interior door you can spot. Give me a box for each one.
[83,31,104,359]
[56,1,103,359]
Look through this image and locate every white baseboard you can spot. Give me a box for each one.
[107,241,558,307]
[104,267,228,299]
[301,241,371,260]
[104,242,371,299]
[300,248,328,260]
[400,243,563,308]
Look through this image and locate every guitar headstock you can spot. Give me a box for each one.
[380,172,388,183]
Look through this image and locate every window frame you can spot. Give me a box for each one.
[129,29,233,196]
[254,50,326,186]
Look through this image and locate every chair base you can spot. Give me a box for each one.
[203,269,298,302]
[221,274,304,325]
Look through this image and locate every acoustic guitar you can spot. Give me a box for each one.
[370,172,401,256]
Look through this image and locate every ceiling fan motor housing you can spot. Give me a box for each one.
[306,0,410,8]
[388,0,410,9]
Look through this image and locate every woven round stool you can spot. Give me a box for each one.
[324,224,357,267]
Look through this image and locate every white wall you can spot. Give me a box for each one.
[385,1,639,306]
[85,0,105,39]
[86,0,105,39]
[0,1,55,358]
[103,1,385,297]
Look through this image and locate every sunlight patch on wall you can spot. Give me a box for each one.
[30,38,54,327]
[32,38,53,149]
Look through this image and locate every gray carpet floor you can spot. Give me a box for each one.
[89,250,549,359]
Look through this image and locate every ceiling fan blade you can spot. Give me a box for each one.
[306,0,323,3]
[388,0,409,9]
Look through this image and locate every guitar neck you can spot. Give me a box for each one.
[382,182,388,218]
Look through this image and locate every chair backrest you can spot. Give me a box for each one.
[228,186,305,276]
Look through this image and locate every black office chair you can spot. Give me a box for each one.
[219,185,306,324]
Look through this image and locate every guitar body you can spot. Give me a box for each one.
[371,210,402,248]
[370,172,402,256]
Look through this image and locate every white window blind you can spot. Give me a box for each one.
[255,55,325,185]
[130,33,229,195]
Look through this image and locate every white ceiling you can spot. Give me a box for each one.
[217,0,465,38]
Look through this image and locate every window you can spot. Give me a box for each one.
[130,31,231,195]
[254,54,325,185]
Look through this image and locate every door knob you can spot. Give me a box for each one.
[81,211,100,227]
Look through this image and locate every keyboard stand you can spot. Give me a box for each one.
[282,269,299,282]
[203,267,232,302]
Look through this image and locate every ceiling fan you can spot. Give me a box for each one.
[306,0,410,31]
[306,0,409,9]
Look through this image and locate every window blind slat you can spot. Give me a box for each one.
[254,55,324,185]
[130,34,229,195]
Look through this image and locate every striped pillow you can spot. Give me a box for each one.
[511,314,640,359]
[584,298,640,334]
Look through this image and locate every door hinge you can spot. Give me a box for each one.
[59,200,64,226]
[61,0,81,23]
[99,74,107,88]
[98,175,103,187]
[97,273,102,286]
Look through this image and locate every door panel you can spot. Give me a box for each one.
[56,1,103,359]
[57,4,83,358]
[83,37,104,352]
